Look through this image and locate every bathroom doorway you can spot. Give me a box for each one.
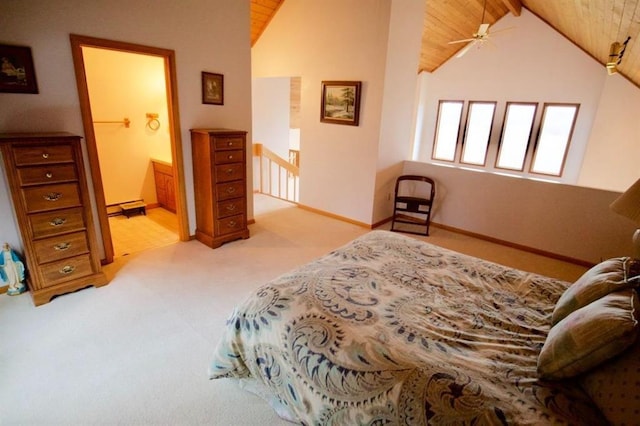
[70,35,189,264]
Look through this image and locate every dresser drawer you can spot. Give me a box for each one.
[216,198,245,219]
[23,183,82,213]
[33,231,89,264]
[214,214,245,236]
[214,136,245,150]
[18,164,77,186]
[29,208,86,239]
[13,144,74,166]
[40,254,93,288]
[216,181,245,201]
[215,163,243,183]
[214,150,244,164]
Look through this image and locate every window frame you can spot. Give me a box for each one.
[431,100,464,163]
[494,102,538,172]
[460,100,497,167]
[529,102,580,177]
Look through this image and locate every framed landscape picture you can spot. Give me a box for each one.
[0,44,38,94]
[202,71,223,105]
[320,80,361,126]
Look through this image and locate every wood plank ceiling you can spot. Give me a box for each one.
[251,0,640,88]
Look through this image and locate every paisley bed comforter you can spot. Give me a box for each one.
[209,230,604,425]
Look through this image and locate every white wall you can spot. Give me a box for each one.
[403,161,637,264]
[0,0,253,254]
[252,0,392,224]
[415,9,606,185]
[84,47,171,206]
[372,0,425,224]
[579,73,640,191]
[252,77,290,159]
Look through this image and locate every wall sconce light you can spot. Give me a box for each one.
[606,36,631,75]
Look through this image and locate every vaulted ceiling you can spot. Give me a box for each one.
[250,0,640,88]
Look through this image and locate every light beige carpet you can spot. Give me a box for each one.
[0,194,586,424]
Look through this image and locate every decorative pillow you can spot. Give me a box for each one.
[579,336,640,426]
[552,257,640,325]
[538,288,639,380]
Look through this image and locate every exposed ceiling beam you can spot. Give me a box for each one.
[501,0,522,16]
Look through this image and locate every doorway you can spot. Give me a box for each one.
[70,35,189,264]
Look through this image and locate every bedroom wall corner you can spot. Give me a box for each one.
[372,0,425,225]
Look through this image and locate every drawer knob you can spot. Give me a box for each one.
[225,204,237,211]
[59,265,76,275]
[42,153,49,159]
[227,155,234,160]
[54,242,71,251]
[226,187,236,194]
[226,168,234,175]
[49,217,67,226]
[43,192,62,201]
[227,141,233,146]
[45,172,53,179]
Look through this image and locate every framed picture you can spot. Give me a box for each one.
[202,72,223,105]
[0,44,38,94]
[320,80,361,126]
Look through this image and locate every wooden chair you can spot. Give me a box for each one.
[390,175,435,236]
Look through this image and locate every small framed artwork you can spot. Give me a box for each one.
[0,44,38,94]
[320,80,361,126]
[202,71,223,105]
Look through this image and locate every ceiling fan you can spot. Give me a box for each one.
[448,0,511,58]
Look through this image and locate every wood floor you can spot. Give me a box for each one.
[108,207,179,258]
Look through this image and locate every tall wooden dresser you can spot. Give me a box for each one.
[0,132,108,306]
[190,129,250,248]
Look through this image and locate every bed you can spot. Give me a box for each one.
[209,230,640,425]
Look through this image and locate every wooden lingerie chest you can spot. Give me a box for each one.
[190,129,250,248]
[0,132,108,305]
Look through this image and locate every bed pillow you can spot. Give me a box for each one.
[537,288,639,380]
[552,257,640,325]
[579,337,640,426]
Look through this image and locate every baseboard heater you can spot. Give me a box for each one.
[106,199,144,217]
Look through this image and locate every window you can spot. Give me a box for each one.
[461,101,496,166]
[530,103,579,176]
[496,102,537,171]
[428,99,580,180]
[432,100,463,162]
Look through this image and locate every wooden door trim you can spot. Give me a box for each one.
[69,34,189,264]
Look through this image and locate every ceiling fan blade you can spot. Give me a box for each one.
[448,38,476,44]
[456,40,477,58]
[476,23,490,36]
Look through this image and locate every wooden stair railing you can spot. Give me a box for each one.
[253,143,299,203]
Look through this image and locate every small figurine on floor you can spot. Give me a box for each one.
[0,242,26,296]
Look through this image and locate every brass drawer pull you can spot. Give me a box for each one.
[43,192,62,201]
[45,172,53,179]
[227,154,234,160]
[227,141,233,146]
[225,204,237,211]
[50,217,67,226]
[225,168,234,175]
[226,187,236,194]
[42,153,49,159]
[59,265,75,275]
[228,220,237,228]
[54,242,71,251]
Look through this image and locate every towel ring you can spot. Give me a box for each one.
[147,118,160,131]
